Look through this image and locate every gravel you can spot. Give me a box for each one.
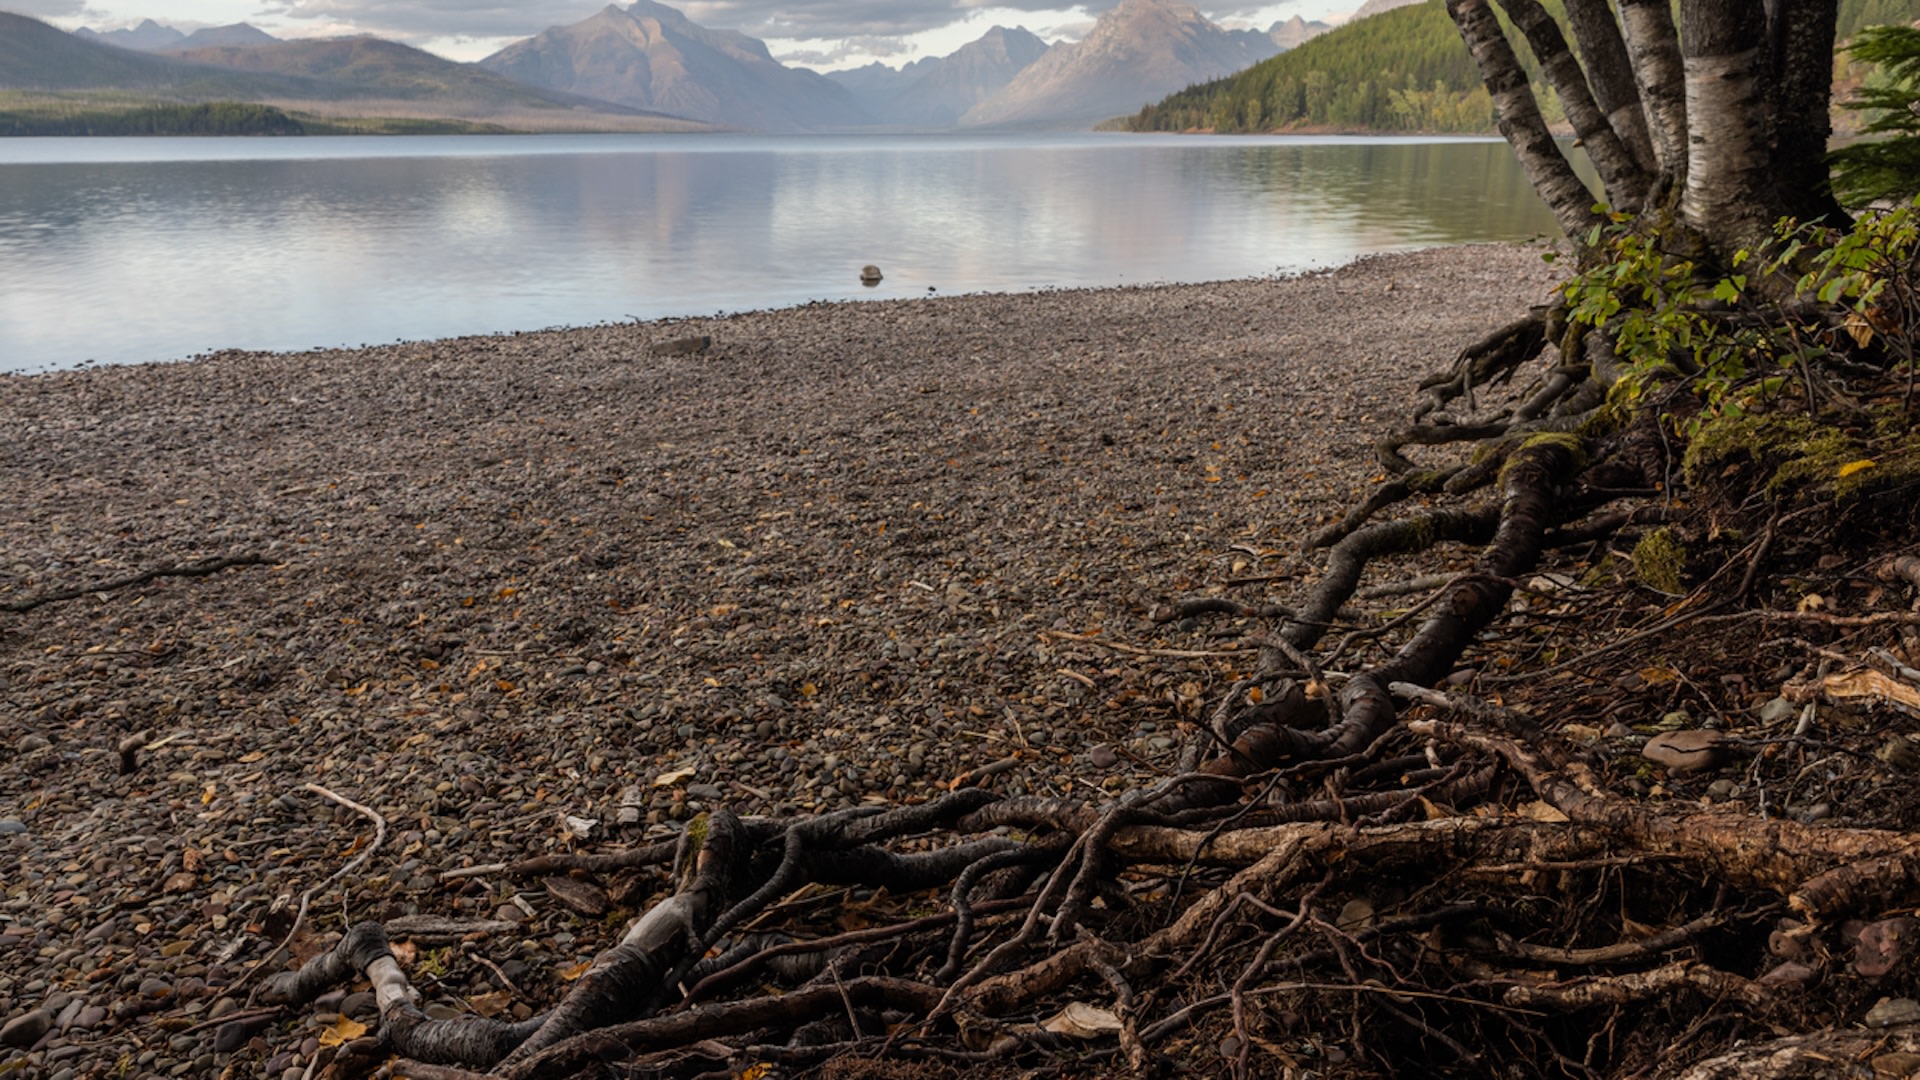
[0,241,1563,1077]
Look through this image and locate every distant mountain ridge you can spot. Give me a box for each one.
[165,35,693,120]
[828,26,1050,127]
[1268,14,1334,49]
[960,0,1280,129]
[0,11,700,133]
[477,1,868,132]
[74,19,280,52]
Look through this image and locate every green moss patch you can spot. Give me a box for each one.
[1682,404,1920,503]
[1632,527,1688,595]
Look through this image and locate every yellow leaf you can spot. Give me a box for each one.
[703,677,721,688]
[1838,459,1877,479]
[560,960,594,981]
[1846,310,1876,347]
[1639,666,1680,684]
[318,1015,367,1047]
[800,682,818,698]
[238,751,265,764]
[740,1065,775,1080]
[1518,800,1570,823]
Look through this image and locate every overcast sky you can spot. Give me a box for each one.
[20,0,1360,68]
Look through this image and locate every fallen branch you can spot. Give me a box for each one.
[2,553,269,612]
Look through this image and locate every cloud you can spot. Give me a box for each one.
[679,1,1017,39]
[262,0,608,39]
[256,0,1320,54]
[5,0,88,15]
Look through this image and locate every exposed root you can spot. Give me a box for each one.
[250,247,1920,1080]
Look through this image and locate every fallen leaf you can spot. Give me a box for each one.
[1839,458,1878,479]
[560,959,593,981]
[654,765,697,787]
[1042,1002,1124,1038]
[467,991,513,1018]
[1518,800,1570,823]
[317,1015,367,1047]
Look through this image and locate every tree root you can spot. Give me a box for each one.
[251,277,1920,1079]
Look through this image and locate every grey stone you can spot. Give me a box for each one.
[0,1009,53,1048]
[1759,696,1798,725]
[1867,997,1920,1027]
[214,1013,275,1053]
[0,822,25,837]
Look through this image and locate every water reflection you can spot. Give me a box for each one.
[0,134,1583,372]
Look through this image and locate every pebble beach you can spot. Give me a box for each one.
[0,242,1563,1077]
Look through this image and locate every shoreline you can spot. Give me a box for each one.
[0,240,1563,1076]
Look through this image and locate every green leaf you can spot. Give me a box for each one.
[1712,279,1741,304]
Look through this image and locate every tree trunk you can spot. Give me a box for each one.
[1495,0,1653,211]
[1563,0,1659,173]
[1679,0,1783,251]
[1617,0,1691,182]
[1444,0,1602,242]
[1768,0,1848,224]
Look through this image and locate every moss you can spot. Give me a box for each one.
[675,812,710,884]
[1683,404,1920,503]
[1633,527,1687,595]
[1519,431,1589,464]
[1498,431,1588,488]
[1404,513,1440,549]
[1576,400,1629,440]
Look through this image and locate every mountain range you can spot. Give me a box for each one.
[826,26,1052,128]
[957,0,1285,129]
[476,1,866,133]
[22,0,1344,134]
[0,11,698,133]
[74,18,279,53]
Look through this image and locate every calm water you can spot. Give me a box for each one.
[0,133,1574,373]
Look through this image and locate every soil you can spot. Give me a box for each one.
[0,243,1570,1078]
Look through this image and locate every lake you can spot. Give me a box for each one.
[0,133,1574,374]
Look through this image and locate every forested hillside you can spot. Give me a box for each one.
[1125,1,1521,132]
[1125,0,1920,134]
